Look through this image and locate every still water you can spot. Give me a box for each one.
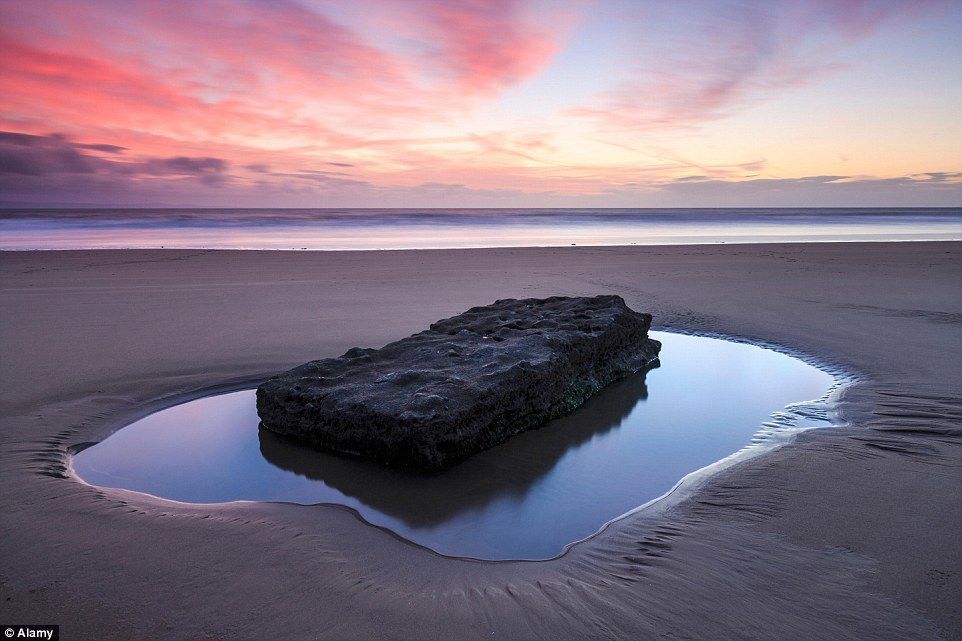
[73,332,836,559]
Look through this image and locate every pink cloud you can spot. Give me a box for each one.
[411,0,570,93]
[0,0,569,136]
[0,0,576,200]
[0,1,419,137]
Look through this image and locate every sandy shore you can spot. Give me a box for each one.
[1,243,960,640]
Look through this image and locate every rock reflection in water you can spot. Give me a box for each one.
[258,364,653,528]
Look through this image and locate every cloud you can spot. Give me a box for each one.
[139,156,229,185]
[0,0,581,203]
[407,0,571,93]
[76,142,127,154]
[569,1,945,131]
[0,131,97,175]
[0,131,231,190]
[918,172,962,182]
[0,0,571,143]
[600,172,962,207]
[142,156,227,175]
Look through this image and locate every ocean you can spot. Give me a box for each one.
[1,207,960,250]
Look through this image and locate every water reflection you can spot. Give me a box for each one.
[258,364,654,528]
[73,332,835,559]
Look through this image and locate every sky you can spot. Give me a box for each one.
[0,0,960,208]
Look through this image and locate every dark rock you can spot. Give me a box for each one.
[256,295,661,471]
[257,364,656,526]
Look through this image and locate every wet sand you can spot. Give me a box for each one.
[1,242,960,640]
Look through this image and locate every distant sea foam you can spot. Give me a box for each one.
[1,207,960,250]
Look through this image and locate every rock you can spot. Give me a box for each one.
[256,295,661,471]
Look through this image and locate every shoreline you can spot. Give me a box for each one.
[3,235,962,252]
[2,242,960,639]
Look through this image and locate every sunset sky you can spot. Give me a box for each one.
[1,0,960,207]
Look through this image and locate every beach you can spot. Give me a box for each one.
[1,242,960,639]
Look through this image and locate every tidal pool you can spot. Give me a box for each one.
[72,332,837,559]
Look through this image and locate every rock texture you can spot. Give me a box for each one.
[256,295,661,471]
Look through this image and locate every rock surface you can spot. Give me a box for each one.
[256,295,661,471]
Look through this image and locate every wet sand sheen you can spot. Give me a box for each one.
[72,332,836,559]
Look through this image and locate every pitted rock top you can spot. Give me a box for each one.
[257,295,661,471]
